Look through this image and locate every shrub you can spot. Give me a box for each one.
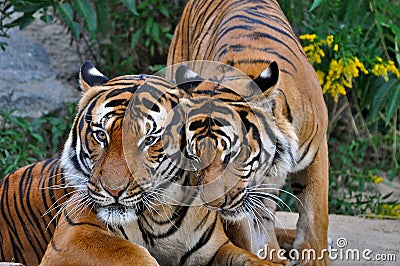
[0,105,75,175]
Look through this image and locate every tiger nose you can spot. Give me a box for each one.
[100,180,130,198]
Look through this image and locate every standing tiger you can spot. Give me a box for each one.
[167,0,329,265]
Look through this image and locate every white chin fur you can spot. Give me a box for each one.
[97,207,138,226]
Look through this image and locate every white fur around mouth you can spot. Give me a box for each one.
[97,204,138,225]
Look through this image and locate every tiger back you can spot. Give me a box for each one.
[0,159,69,265]
[168,0,329,265]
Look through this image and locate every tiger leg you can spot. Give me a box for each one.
[290,139,329,265]
[212,241,285,266]
[224,199,290,265]
[275,228,297,253]
[40,210,158,266]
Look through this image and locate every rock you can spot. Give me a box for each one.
[0,27,79,118]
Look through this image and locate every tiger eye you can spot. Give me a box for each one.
[144,136,156,146]
[94,130,107,142]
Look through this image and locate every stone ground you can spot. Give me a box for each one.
[1,16,399,266]
[277,212,399,266]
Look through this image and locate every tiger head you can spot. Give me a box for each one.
[61,62,183,226]
[174,61,298,220]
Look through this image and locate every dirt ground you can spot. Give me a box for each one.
[277,212,399,265]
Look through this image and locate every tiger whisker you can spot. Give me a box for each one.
[247,186,303,206]
[250,197,287,231]
[249,191,292,212]
[45,193,84,230]
[42,189,86,216]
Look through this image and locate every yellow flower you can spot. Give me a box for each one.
[333,44,339,51]
[300,33,317,42]
[322,57,370,101]
[303,43,325,64]
[372,175,384,184]
[371,59,400,81]
[316,70,325,85]
[379,203,400,219]
[326,35,334,47]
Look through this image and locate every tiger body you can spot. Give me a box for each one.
[168,0,329,264]
[0,159,69,265]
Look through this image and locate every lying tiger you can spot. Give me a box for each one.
[1,62,279,265]
[167,0,329,265]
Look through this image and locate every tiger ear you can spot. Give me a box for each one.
[79,61,110,91]
[254,61,279,96]
[175,64,204,94]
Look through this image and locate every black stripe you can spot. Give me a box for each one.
[297,125,319,164]
[206,240,230,266]
[63,209,104,229]
[291,182,306,195]
[50,238,62,252]
[180,214,219,265]
[18,166,46,261]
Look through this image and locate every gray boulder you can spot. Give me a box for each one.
[0,28,79,118]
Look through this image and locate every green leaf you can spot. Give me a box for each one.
[72,0,97,39]
[70,22,81,40]
[384,82,400,125]
[130,28,142,49]
[121,0,139,16]
[13,3,47,13]
[152,23,160,44]
[159,5,170,18]
[309,0,324,12]
[94,0,109,37]
[56,3,80,39]
[145,17,153,35]
[40,13,53,23]
[8,14,35,30]
[371,78,390,120]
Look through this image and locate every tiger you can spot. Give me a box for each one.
[167,0,329,265]
[0,62,157,266]
[41,62,278,266]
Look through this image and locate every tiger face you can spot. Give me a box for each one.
[61,62,158,226]
[175,62,298,221]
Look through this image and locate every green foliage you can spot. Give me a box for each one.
[0,0,185,74]
[279,0,400,219]
[328,136,399,217]
[0,104,75,176]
